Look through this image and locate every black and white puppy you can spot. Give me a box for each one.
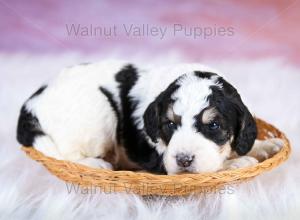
[17,60,283,174]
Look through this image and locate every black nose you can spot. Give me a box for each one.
[176,154,195,168]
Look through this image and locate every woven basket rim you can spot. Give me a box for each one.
[21,117,291,196]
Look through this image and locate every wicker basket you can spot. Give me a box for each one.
[22,118,291,196]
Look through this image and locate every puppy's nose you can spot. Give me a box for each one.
[176,154,194,168]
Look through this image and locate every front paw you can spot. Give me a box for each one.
[223,156,258,170]
[250,138,284,161]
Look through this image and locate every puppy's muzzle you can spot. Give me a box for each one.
[176,153,195,168]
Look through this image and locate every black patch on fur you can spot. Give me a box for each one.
[99,86,121,143]
[160,117,179,145]
[17,86,47,147]
[194,107,232,146]
[29,85,47,100]
[194,71,217,79]
[194,77,257,155]
[143,81,180,145]
[116,64,166,174]
[216,77,257,155]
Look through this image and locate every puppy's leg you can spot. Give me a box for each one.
[76,157,113,169]
[34,135,63,159]
[222,156,258,170]
[52,87,119,169]
[34,135,114,169]
[56,141,115,170]
[247,138,284,162]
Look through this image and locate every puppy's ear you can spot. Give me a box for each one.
[143,101,160,143]
[218,78,257,155]
[232,106,257,155]
[143,81,180,143]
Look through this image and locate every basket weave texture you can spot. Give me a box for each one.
[22,118,291,196]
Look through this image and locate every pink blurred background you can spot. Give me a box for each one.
[1,0,299,65]
[1,1,300,218]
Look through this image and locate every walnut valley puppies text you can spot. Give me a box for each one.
[65,24,234,39]
[65,182,236,195]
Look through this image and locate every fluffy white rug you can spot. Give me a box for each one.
[0,53,299,219]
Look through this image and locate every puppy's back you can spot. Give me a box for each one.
[16,60,130,161]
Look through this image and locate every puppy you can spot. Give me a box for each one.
[17,61,283,174]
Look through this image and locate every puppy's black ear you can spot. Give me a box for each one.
[232,107,257,155]
[219,78,257,155]
[143,101,160,143]
[143,80,180,143]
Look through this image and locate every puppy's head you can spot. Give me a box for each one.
[143,71,257,174]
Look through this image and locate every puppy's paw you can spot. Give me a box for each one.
[77,157,113,170]
[223,156,258,170]
[249,138,284,161]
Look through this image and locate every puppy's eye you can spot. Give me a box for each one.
[208,121,220,130]
[166,121,177,130]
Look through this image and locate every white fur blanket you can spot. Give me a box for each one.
[0,53,299,219]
